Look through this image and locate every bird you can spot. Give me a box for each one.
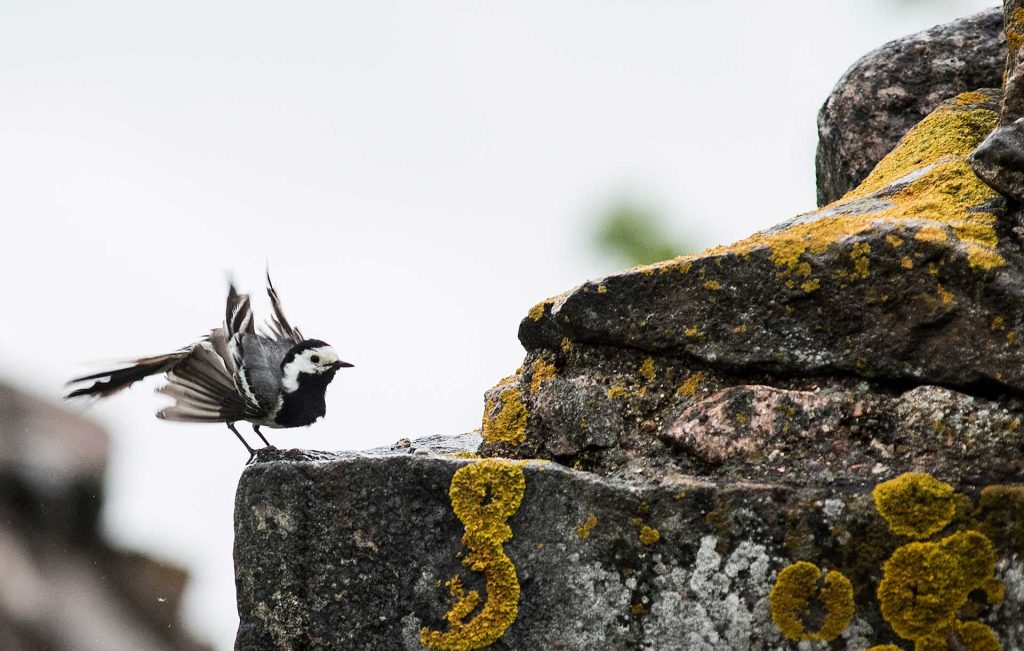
[66,273,353,462]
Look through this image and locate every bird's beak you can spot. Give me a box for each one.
[333,360,354,369]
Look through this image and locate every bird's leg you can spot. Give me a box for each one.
[252,424,275,449]
[227,422,258,464]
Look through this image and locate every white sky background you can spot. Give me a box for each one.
[0,0,997,648]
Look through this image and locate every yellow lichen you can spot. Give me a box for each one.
[684,325,702,338]
[1009,331,1019,344]
[958,620,1001,651]
[629,603,648,616]
[706,96,1002,276]
[560,338,573,355]
[801,278,820,293]
[936,284,954,306]
[955,91,991,106]
[421,460,525,651]
[865,646,902,651]
[606,385,628,400]
[575,515,597,540]
[527,302,546,322]
[850,242,871,279]
[873,472,956,539]
[1009,7,1024,55]
[703,280,722,291]
[481,388,528,445]
[638,525,660,545]
[639,357,656,382]
[732,324,748,334]
[901,256,914,269]
[597,284,607,293]
[877,530,997,644]
[676,372,704,396]
[529,358,557,394]
[769,561,855,642]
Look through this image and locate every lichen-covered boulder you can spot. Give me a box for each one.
[234,442,1024,650]
[815,8,1004,205]
[516,90,1017,396]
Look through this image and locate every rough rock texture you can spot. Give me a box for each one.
[816,8,1004,205]
[235,443,1024,650]
[971,117,1024,201]
[235,7,1024,650]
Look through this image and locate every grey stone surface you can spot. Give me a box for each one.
[235,445,1024,650]
[816,8,1004,205]
[971,118,1024,201]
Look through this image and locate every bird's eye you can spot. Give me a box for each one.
[310,355,320,364]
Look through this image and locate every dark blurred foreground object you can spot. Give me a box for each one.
[0,383,211,651]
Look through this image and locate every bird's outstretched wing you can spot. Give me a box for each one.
[262,271,303,343]
[156,329,251,422]
[67,329,251,423]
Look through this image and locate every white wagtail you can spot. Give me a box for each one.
[66,273,352,462]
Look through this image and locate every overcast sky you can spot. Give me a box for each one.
[0,0,997,648]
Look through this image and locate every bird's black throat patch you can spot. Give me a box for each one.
[274,367,337,428]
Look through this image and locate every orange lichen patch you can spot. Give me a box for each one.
[873,472,956,539]
[638,525,660,545]
[901,256,914,269]
[732,324,748,334]
[606,385,628,400]
[955,91,992,106]
[703,96,1002,275]
[421,460,526,651]
[528,358,557,394]
[575,515,597,540]
[886,234,905,247]
[915,226,949,243]
[769,561,855,642]
[639,357,656,382]
[877,530,997,644]
[676,372,704,396]
[936,284,954,306]
[481,388,528,445]
[958,620,1001,651]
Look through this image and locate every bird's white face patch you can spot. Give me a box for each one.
[281,345,341,393]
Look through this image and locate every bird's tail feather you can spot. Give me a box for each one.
[66,352,188,399]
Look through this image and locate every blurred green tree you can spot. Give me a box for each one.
[592,200,692,266]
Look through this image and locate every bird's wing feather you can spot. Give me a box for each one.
[236,334,290,413]
[262,271,303,343]
[157,333,252,422]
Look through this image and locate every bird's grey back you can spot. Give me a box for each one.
[238,334,292,409]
